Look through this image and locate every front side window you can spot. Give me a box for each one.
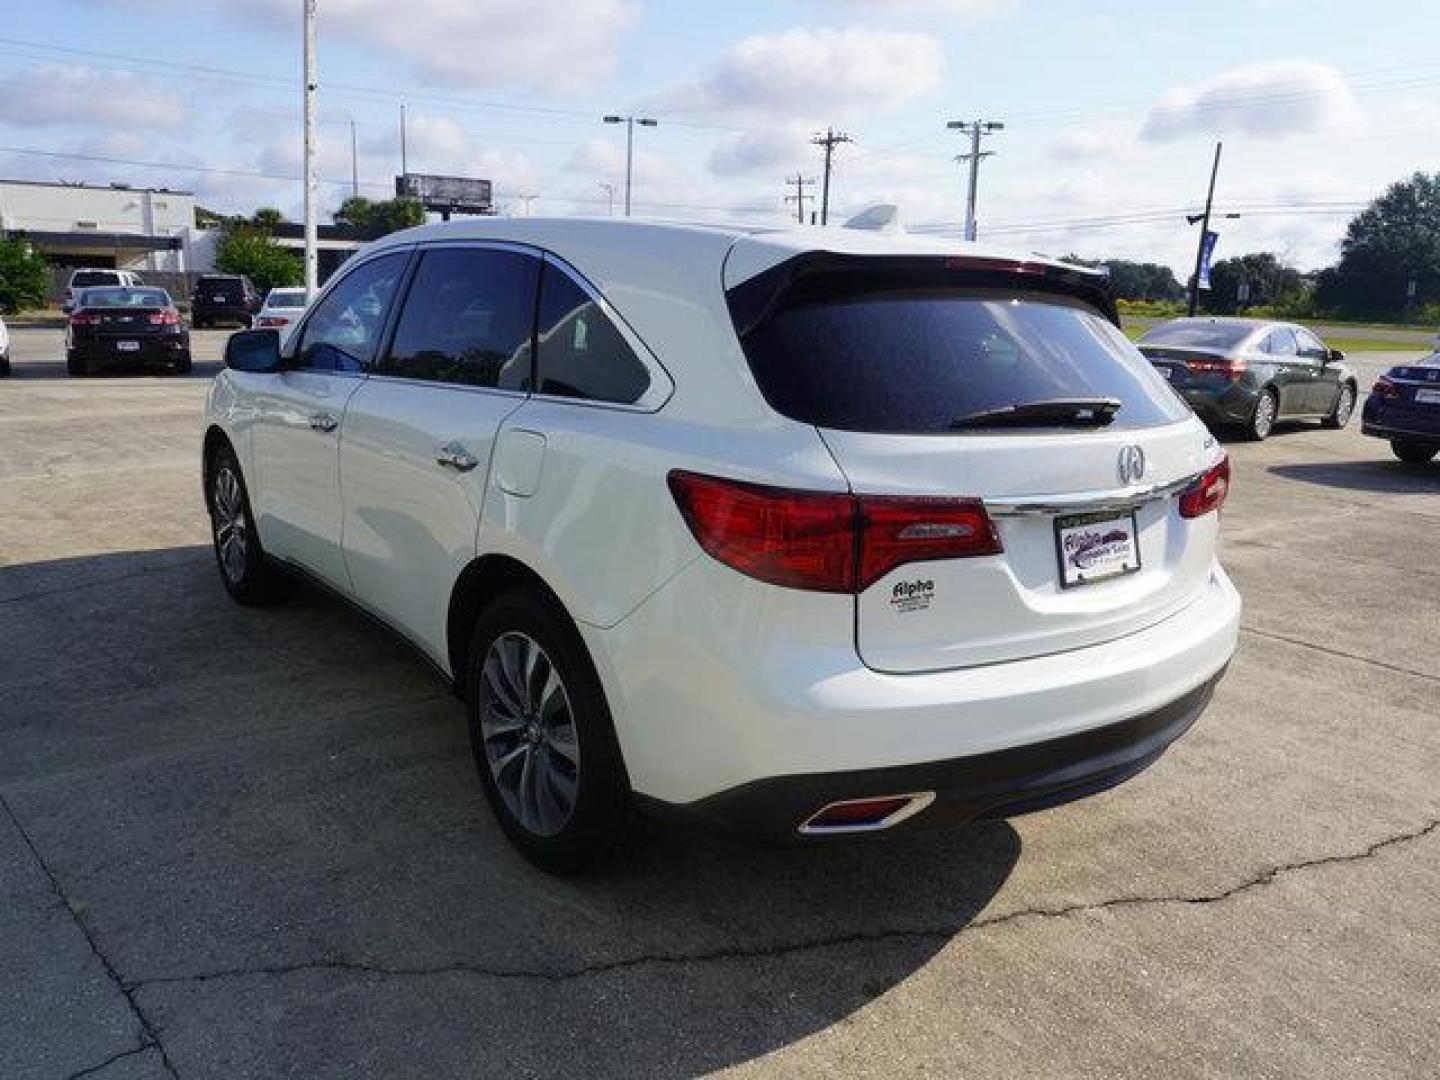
[382,247,539,389]
[1295,329,1327,360]
[1264,328,1298,357]
[295,253,407,373]
[535,265,650,404]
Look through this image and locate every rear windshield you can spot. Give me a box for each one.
[79,288,171,308]
[265,290,307,309]
[198,276,242,287]
[733,275,1188,434]
[1138,322,1254,350]
[72,271,120,287]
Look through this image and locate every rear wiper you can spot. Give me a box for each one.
[949,397,1123,430]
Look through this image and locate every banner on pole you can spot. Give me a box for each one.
[1197,230,1219,291]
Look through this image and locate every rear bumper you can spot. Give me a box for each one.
[1361,400,1440,443]
[661,668,1223,839]
[583,556,1241,807]
[1181,385,1257,425]
[71,336,189,365]
[193,306,253,323]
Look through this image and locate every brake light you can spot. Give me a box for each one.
[667,471,1002,593]
[69,309,101,326]
[1189,356,1246,380]
[256,315,288,327]
[147,309,180,325]
[1372,376,1401,399]
[1179,455,1230,518]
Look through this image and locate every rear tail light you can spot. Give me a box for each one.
[256,316,288,327]
[666,471,1002,593]
[147,309,180,325]
[1189,357,1246,380]
[69,310,101,326]
[1372,376,1401,399]
[1179,455,1230,518]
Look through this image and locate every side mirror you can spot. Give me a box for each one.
[225,328,284,372]
[1326,348,1345,364]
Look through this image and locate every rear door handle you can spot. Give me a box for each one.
[436,442,479,472]
[309,412,338,433]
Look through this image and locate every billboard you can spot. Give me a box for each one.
[395,173,493,215]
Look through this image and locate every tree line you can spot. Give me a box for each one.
[1071,171,1440,324]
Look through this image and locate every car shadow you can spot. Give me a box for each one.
[2,359,222,381]
[0,545,1021,1078]
[1211,420,1322,445]
[1269,460,1440,493]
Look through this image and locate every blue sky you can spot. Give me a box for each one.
[2,0,1438,274]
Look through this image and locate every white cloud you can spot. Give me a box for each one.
[0,65,187,130]
[1050,126,1134,161]
[709,125,814,177]
[1140,61,1363,142]
[650,28,946,120]
[810,0,1017,20]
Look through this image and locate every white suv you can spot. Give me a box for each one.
[204,219,1239,872]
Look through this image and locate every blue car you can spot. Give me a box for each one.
[1361,347,1440,464]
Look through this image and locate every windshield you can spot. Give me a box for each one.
[265,290,307,309]
[1138,322,1255,350]
[733,278,1188,434]
[79,288,171,308]
[72,271,120,288]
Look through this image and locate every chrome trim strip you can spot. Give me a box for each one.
[984,471,1203,517]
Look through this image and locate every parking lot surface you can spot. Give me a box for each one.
[1,327,1437,1079]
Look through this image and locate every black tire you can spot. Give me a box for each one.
[66,351,86,377]
[206,444,289,605]
[1244,388,1278,441]
[174,351,193,375]
[194,317,208,330]
[1391,440,1438,465]
[465,585,633,874]
[1322,382,1356,429]
[0,354,10,377]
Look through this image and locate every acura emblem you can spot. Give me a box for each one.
[1117,445,1146,485]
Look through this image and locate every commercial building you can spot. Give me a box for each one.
[0,178,207,272]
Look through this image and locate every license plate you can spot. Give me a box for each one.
[116,340,140,352]
[212,295,227,302]
[1055,510,1141,589]
[1415,388,1440,404]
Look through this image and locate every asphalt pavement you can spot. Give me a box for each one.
[1,328,1436,1079]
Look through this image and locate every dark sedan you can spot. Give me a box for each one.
[66,287,192,376]
[1361,348,1440,464]
[1137,318,1356,441]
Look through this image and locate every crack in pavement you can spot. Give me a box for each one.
[1240,624,1440,683]
[126,816,1439,994]
[0,793,181,1080]
[67,1041,158,1080]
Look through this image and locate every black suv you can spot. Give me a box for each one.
[190,275,262,328]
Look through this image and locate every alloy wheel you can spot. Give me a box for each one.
[212,467,249,582]
[1253,392,1276,438]
[479,632,581,837]
[1335,386,1355,427]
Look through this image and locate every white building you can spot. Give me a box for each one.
[0,178,207,272]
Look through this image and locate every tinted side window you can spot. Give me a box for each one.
[1265,328,1298,357]
[1295,329,1327,359]
[296,253,407,373]
[383,248,539,389]
[535,266,651,404]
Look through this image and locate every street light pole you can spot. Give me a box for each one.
[302,0,318,298]
[603,114,658,217]
[1188,141,1223,317]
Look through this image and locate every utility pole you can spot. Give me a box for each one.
[603,114,658,216]
[945,119,1003,241]
[399,104,408,177]
[598,182,615,217]
[1187,141,1223,317]
[811,128,852,226]
[302,0,317,298]
[349,119,359,198]
[784,173,815,224]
